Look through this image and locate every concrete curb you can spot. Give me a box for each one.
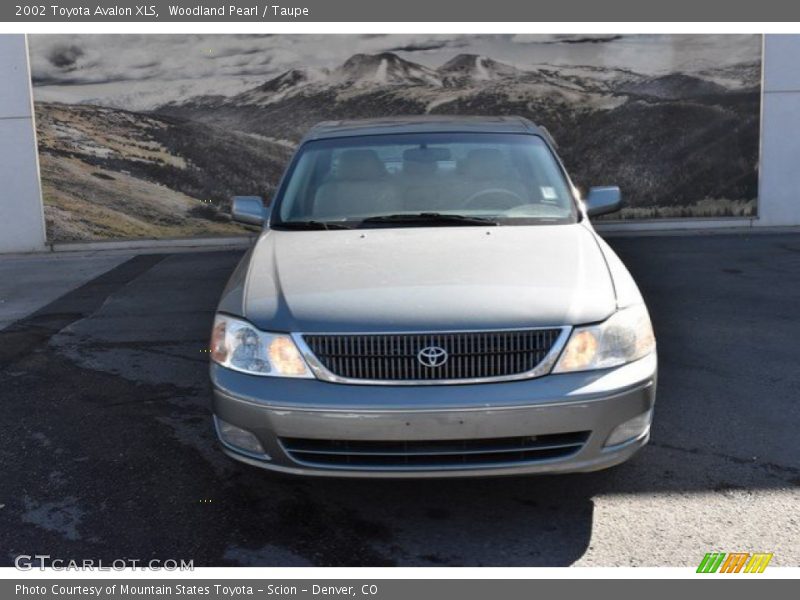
[48,235,256,253]
[596,224,800,237]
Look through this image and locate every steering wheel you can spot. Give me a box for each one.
[462,188,526,210]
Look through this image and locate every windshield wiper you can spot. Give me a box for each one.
[359,213,499,227]
[273,220,353,230]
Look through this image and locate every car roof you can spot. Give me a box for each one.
[301,115,550,142]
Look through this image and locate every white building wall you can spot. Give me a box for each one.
[757,35,800,227]
[0,34,46,253]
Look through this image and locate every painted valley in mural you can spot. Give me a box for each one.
[29,34,762,240]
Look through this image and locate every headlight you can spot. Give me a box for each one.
[553,304,655,373]
[209,314,313,378]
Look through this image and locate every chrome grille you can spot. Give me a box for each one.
[281,432,589,470]
[301,328,564,383]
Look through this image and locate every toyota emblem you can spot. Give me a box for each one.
[417,345,449,368]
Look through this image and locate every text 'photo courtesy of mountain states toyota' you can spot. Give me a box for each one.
[208,116,657,478]
[29,35,761,241]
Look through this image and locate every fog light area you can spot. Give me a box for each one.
[214,417,269,458]
[604,409,652,447]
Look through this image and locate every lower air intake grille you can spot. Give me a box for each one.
[302,329,563,382]
[281,432,589,470]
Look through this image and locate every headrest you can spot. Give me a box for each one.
[462,148,510,180]
[336,149,387,181]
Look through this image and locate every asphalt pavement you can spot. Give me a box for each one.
[0,233,798,567]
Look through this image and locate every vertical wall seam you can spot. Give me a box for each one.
[23,33,47,249]
[756,33,766,224]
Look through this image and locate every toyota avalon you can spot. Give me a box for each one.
[209,116,657,477]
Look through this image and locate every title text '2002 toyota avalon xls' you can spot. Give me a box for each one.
[209,116,657,477]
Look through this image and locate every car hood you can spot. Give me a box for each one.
[234,224,617,333]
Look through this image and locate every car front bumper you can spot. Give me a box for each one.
[210,352,657,478]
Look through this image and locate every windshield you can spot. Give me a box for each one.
[272,132,577,228]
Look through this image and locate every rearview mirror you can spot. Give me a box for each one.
[585,186,622,217]
[403,147,452,162]
[231,196,266,226]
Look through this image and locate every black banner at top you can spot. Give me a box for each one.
[3,0,800,22]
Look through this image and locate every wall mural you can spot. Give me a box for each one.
[28,34,762,241]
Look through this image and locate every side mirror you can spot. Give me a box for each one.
[231,196,266,226]
[585,186,622,217]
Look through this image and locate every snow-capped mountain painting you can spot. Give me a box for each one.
[29,34,762,241]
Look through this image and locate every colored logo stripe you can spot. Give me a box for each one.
[697,553,726,573]
[744,553,773,573]
[720,553,750,573]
